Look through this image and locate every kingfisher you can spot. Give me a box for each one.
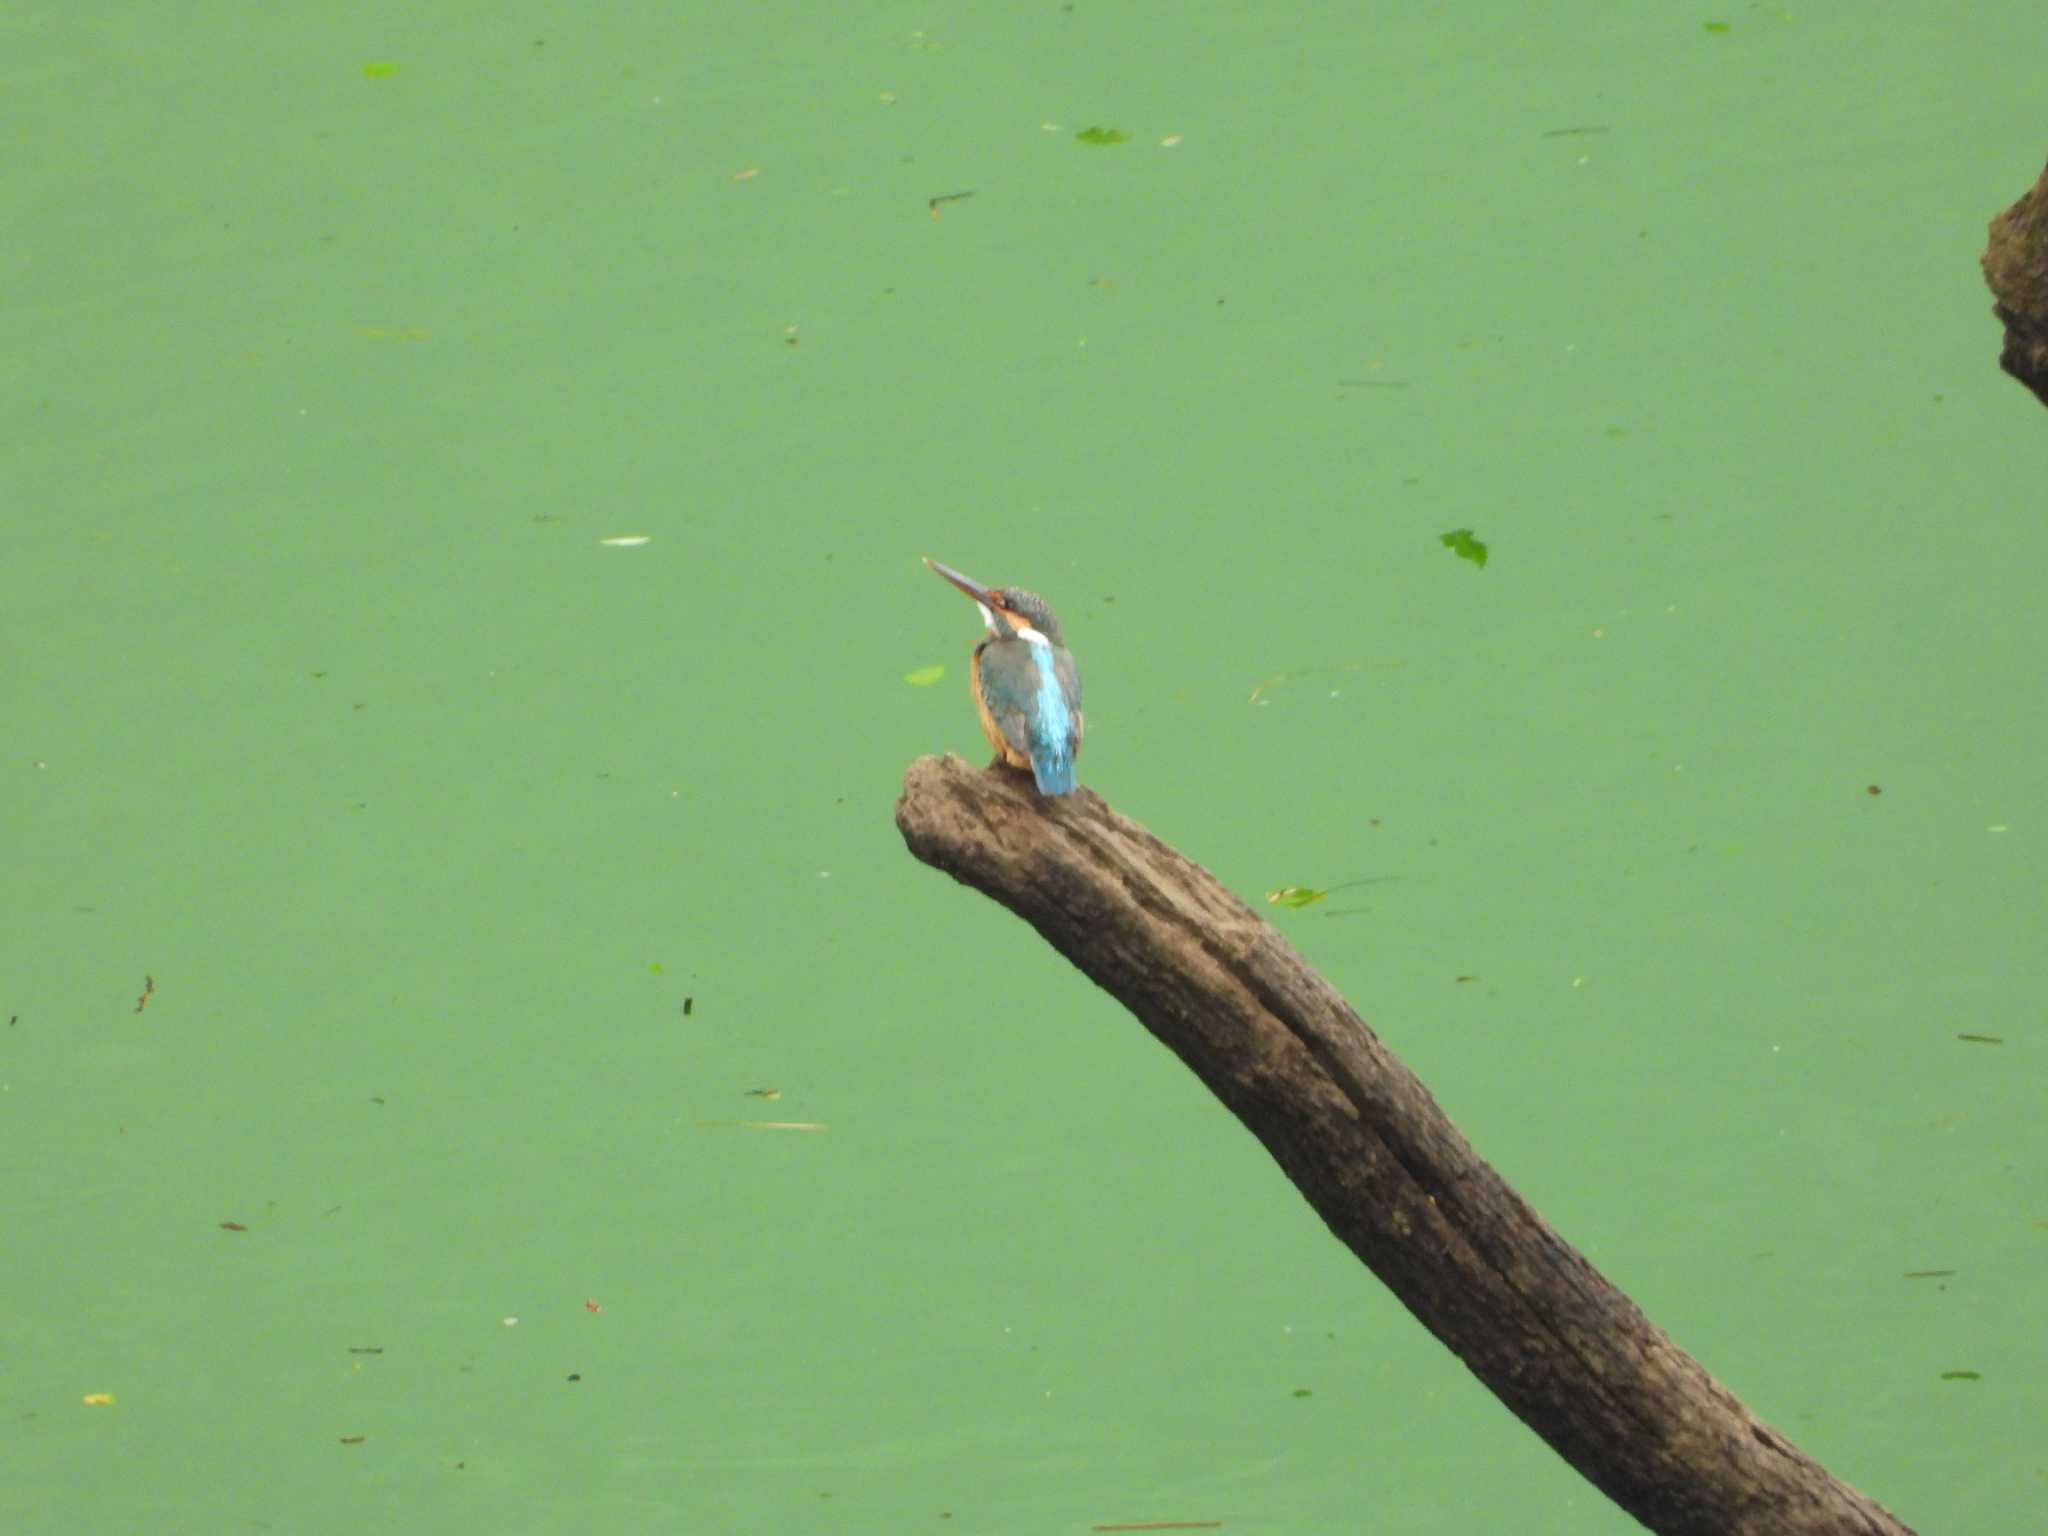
[925,557,1083,796]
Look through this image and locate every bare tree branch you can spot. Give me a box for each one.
[1984,156,2048,409]
[896,754,1915,1536]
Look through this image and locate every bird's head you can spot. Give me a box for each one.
[924,558,1065,647]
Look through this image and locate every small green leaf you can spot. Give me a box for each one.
[1291,1388,1313,1398]
[1266,886,1328,909]
[1439,528,1489,568]
[904,664,947,687]
[1702,20,1731,32]
[1939,1369,1982,1381]
[649,962,665,974]
[361,60,402,78]
[1075,126,1129,146]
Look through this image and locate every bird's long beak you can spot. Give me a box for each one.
[923,557,994,606]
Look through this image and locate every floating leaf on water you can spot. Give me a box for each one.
[1075,126,1129,146]
[81,1393,116,1406]
[1266,886,1329,909]
[905,664,946,687]
[743,1088,782,1100]
[361,61,401,78]
[1938,1369,1982,1381]
[1955,1033,2003,1044]
[648,962,665,974]
[1291,1388,1313,1398]
[1440,528,1489,568]
[1702,21,1731,34]
[1247,672,1289,704]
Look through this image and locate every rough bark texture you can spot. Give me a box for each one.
[896,754,1915,1536]
[1984,156,2048,408]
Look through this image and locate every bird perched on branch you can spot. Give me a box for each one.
[925,558,1083,796]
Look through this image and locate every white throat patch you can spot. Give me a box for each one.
[980,600,1050,648]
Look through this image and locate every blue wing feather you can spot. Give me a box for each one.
[980,638,1082,795]
[1025,643,1078,795]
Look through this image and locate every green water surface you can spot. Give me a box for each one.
[6,4,2044,1531]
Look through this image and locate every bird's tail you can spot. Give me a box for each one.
[1030,746,1077,796]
